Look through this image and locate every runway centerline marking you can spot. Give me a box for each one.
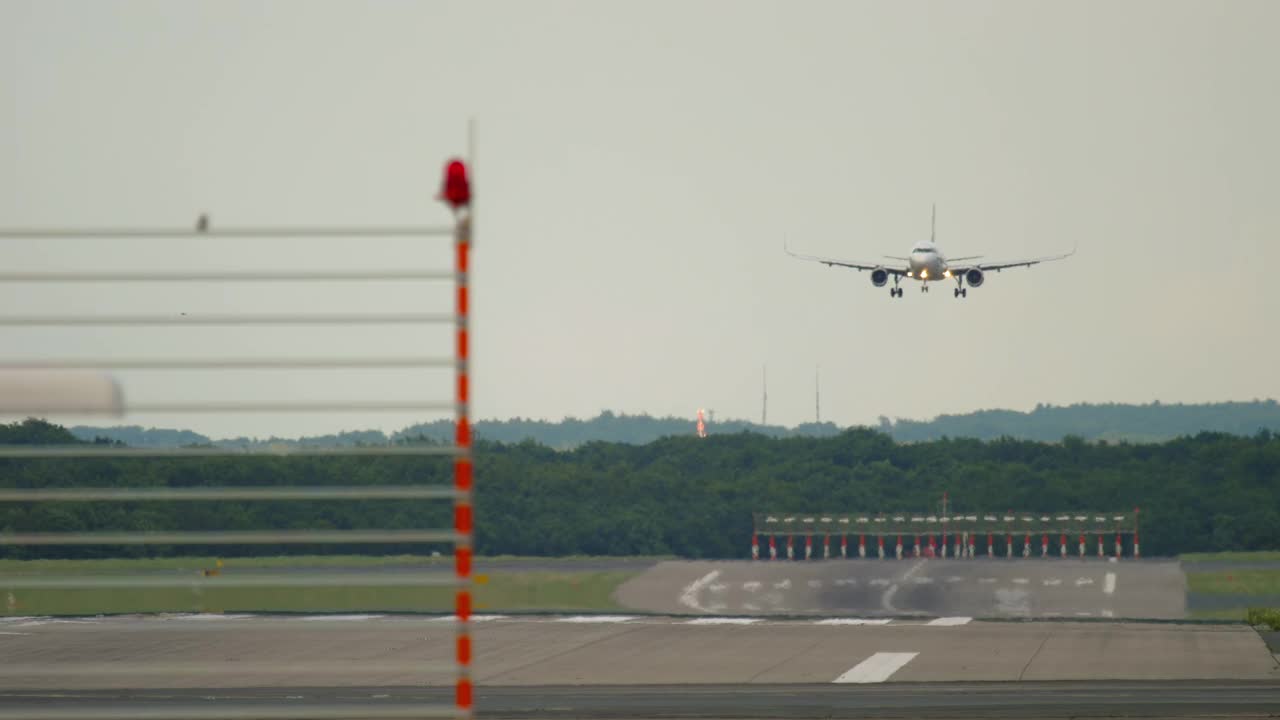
[685,617,761,625]
[1076,577,1095,586]
[1012,578,1030,585]
[679,570,721,613]
[708,583,728,593]
[833,652,919,683]
[979,578,997,584]
[927,617,972,626]
[807,580,823,589]
[742,581,762,592]
[773,579,791,590]
[1104,572,1117,595]
[1044,579,1062,586]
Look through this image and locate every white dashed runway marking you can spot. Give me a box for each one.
[685,617,762,625]
[926,617,972,626]
[833,652,919,683]
[1104,572,1117,595]
[556,615,638,623]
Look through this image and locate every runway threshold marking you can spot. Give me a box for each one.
[1104,572,1117,595]
[926,617,972,626]
[833,652,919,683]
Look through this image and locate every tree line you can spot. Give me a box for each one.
[3,418,1279,559]
[69,400,1280,450]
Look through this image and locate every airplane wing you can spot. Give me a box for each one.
[949,245,1077,273]
[785,242,909,275]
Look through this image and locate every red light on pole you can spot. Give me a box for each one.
[438,159,471,211]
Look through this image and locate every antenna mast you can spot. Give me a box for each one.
[815,365,821,423]
[762,365,768,426]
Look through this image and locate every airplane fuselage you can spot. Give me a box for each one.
[907,244,949,281]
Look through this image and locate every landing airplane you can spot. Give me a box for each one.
[785,206,1075,298]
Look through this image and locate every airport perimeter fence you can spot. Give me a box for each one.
[752,511,1141,560]
[0,158,477,718]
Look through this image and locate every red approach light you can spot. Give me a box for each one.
[438,158,471,210]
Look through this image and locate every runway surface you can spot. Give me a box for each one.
[3,682,1280,719]
[1,613,1274,688]
[616,558,1187,619]
[1,613,1276,717]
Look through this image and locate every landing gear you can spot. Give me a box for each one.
[953,277,968,299]
[890,276,903,298]
[921,283,929,293]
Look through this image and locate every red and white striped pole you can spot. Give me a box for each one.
[840,534,848,559]
[877,535,885,559]
[987,532,994,557]
[805,534,813,560]
[751,534,759,560]
[1115,532,1122,559]
[896,534,903,560]
[927,534,937,558]
[1078,533,1086,558]
[1097,533,1105,558]
[769,535,777,560]
[442,154,475,718]
[1007,533,1014,558]
[914,534,921,557]
[1023,533,1031,558]
[967,533,975,559]
[1041,533,1049,557]
[858,534,866,559]
[1059,533,1067,558]
[787,536,794,560]
[823,534,831,560]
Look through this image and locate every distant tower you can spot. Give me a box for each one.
[696,409,707,438]
[761,365,768,426]
[815,365,821,424]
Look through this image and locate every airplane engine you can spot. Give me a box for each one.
[870,268,889,287]
[965,269,984,288]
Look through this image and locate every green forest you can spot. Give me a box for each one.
[71,400,1280,450]
[4,418,1279,559]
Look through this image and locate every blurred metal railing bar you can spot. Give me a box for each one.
[0,529,460,545]
[0,400,457,414]
[0,705,464,719]
[0,313,454,326]
[0,357,456,370]
[0,445,462,459]
[0,270,456,283]
[0,574,463,589]
[0,226,454,239]
[0,486,458,501]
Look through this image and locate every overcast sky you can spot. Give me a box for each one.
[2,0,1277,439]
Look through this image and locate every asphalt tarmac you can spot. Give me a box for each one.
[3,681,1280,719]
[615,558,1186,619]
